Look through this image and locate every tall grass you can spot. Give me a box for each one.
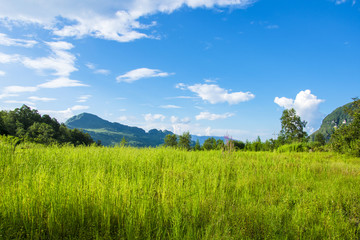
[1,139,360,239]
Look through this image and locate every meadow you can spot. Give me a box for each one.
[1,139,360,239]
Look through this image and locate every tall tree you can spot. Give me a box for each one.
[178,132,191,150]
[279,108,308,143]
[164,134,178,148]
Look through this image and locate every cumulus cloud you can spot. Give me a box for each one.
[274,89,325,130]
[0,0,254,42]
[144,113,166,122]
[0,33,37,48]
[180,83,255,104]
[195,111,234,120]
[116,68,172,83]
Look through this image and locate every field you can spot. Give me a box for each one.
[1,141,360,239]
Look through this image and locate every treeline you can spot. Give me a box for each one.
[0,105,96,146]
[164,98,360,157]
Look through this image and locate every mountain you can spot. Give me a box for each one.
[311,102,353,142]
[65,113,173,147]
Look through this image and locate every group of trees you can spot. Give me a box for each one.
[330,98,360,156]
[163,99,360,155]
[0,105,96,146]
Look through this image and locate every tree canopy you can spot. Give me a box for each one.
[278,108,308,144]
[0,105,95,146]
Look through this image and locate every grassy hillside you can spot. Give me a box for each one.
[66,113,172,147]
[1,137,359,239]
[311,102,353,141]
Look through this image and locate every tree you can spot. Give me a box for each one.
[120,136,127,147]
[331,98,360,156]
[279,108,308,143]
[203,137,217,150]
[164,134,178,147]
[216,139,225,150]
[314,133,326,146]
[194,139,201,151]
[178,132,191,150]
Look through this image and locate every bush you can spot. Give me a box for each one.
[277,143,310,153]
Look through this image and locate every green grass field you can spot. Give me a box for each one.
[1,140,360,239]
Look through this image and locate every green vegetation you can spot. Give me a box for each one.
[66,113,172,147]
[311,102,353,142]
[0,105,94,146]
[330,98,360,157]
[1,137,359,239]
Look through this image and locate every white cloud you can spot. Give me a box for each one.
[28,96,56,102]
[0,70,5,76]
[3,85,38,93]
[39,105,89,122]
[116,68,172,83]
[0,0,254,42]
[86,63,110,75]
[0,93,18,99]
[22,41,77,77]
[195,111,234,120]
[0,52,21,63]
[185,83,255,104]
[77,95,92,103]
[160,104,182,109]
[170,116,191,124]
[94,69,110,75]
[144,113,166,122]
[4,100,35,105]
[274,89,325,129]
[37,77,89,88]
[0,33,37,48]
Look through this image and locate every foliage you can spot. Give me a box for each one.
[164,134,178,148]
[314,132,326,146]
[0,105,95,146]
[279,108,308,143]
[203,137,217,150]
[194,139,201,151]
[277,142,310,153]
[330,98,360,156]
[178,131,191,150]
[1,143,359,239]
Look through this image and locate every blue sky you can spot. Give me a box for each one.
[0,0,359,141]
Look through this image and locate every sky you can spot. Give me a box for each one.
[0,0,359,141]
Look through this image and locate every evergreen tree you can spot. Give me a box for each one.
[194,139,201,151]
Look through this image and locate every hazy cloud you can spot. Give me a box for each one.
[182,83,255,104]
[160,104,182,109]
[144,113,166,122]
[28,96,56,102]
[116,68,172,83]
[0,33,37,48]
[195,111,234,120]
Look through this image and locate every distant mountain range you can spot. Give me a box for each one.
[65,113,173,147]
[311,102,353,141]
[65,113,226,147]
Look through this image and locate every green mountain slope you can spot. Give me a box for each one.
[65,113,173,147]
[311,102,353,141]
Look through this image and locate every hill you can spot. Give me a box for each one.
[311,102,353,141]
[65,113,173,147]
